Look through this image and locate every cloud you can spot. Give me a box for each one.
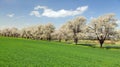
[30,5,88,18]
[7,13,15,18]
[29,11,41,17]
[34,6,47,10]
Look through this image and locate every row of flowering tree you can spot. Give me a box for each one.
[0,13,119,48]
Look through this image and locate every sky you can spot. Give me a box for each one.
[0,0,120,29]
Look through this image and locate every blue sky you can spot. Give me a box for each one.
[0,0,120,29]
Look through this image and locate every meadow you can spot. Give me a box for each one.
[0,37,120,67]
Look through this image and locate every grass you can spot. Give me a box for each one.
[0,37,120,67]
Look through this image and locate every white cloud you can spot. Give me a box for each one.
[7,13,15,18]
[34,5,47,10]
[29,11,41,17]
[30,5,88,18]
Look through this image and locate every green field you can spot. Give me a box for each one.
[0,37,120,67]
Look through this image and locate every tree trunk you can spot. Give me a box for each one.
[99,39,105,48]
[74,37,78,45]
[48,37,51,41]
[48,34,51,41]
[100,43,103,48]
[40,38,43,40]
[59,38,61,42]
[73,30,78,45]
[65,39,68,42]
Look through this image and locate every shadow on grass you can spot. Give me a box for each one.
[104,46,120,49]
[77,44,120,50]
[77,44,96,48]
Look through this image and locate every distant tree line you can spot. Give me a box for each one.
[0,13,120,48]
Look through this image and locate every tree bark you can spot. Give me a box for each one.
[74,37,78,45]
[99,39,105,48]
[65,39,68,42]
[59,38,61,42]
[47,34,51,41]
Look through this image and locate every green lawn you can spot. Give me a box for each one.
[0,37,120,67]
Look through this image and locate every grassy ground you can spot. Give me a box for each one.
[0,37,120,67]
